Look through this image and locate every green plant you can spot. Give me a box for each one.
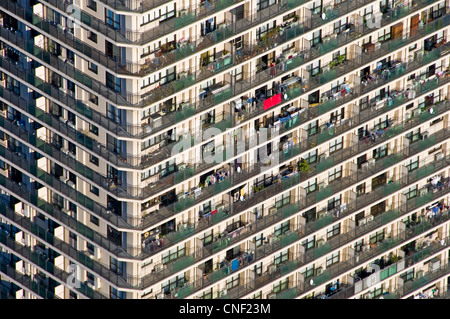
[198,182,205,188]
[390,254,399,263]
[298,159,311,173]
[293,14,299,22]
[329,61,337,69]
[337,54,346,64]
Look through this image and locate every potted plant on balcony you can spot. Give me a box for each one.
[298,159,311,174]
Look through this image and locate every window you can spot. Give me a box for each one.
[327,196,341,211]
[254,234,263,247]
[88,61,98,74]
[303,265,315,278]
[106,9,120,30]
[327,223,340,238]
[329,137,343,153]
[90,184,99,196]
[406,128,421,143]
[304,150,317,164]
[87,31,97,43]
[90,154,99,166]
[378,28,391,42]
[373,144,387,159]
[306,120,318,136]
[162,245,186,264]
[89,93,98,105]
[302,236,315,251]
[272,278,288,294]
[405,157,419,171]
[87,0,97,11]
[370,230,384,244]
[274,221,290,236]
[403,185,417,199]
[355,239,364,252]
[356,183,366,196]
[107,103,121,124]
[274,250,289,266]
[140,4,176,25]
[226,274,240,289]
[106,72,121,93]
[328,166,342,183]
[89,124,99,135]
[326,251,340,266]
[256,0,276,11]
[110,257,123,275]
[305,179,317,194]
[401,269,415,282]
[161,275,185,294]
[90,214,99,226]
[87,271,95,284]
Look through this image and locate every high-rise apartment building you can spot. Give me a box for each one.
[0,0,449,300]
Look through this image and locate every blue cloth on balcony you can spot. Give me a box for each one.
[231,258,239,271]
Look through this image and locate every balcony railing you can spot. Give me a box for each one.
[0,228,108,299]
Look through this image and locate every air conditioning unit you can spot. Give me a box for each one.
[368,158,376,167]
[405,112,412,119]
[316,266,323,275]
[59,175,69,183]
[361,162,369,171]
[422,131,429,140]
[86,282,95,290]
[60,147,69,155]
[319,153,327,162]
[366,214,374,222]
[318,182,326,190]
[435,152,444,161]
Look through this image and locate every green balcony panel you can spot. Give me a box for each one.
[282,174,300,190]
[173,255,195,273]
[392,6,409,20]
[215,26,233,43]
[286,86,303,100]
[281,260,299,276]
[214,87,233,104]
[281,232,299,247]
[213,211,229,225]
[175,197,195,213]
[319,69,337,84]
[418,136,436,151]
[317,127,335,144]
[386,124,403,138]
[174,226,195,243]
[422,79,439,93]
[414,247,431,263]
[213,266,230,282]
[175,166,195,183]
[287,0,304,9]
[316,186,333,202]
[282,203,300,219]
[417,164,435,180]
[416,193,433,208]
[425,19,443,34]
[386,96,405,111]
[175,105,196,123]
[388,264,397,277]
[213,238,231,253]
[286,25,303,41]
[381,210,399,225]
[285,55,304,71]
[277,288,297,299]
[318,99,336,115]
[414,222,432,236]
[216,56,233,73]
[380,269,389,281]
[317,157,334,173]
[175,285,194,299]
[315,215,333,231]
[320,38,338,54]
[383,182,400,197]
[213,178,232,195]
[422,49,441,65]
[175,12,195,30]
[215,0,234,11]
[381,238,398,252]
[419,109,435,123]
[314,271,331,286]
[314,242,331,259]
[212,117,232,132]
[175,44,195,61]
[283,116,300,131]
[413,274,430,291]
[384,154,402,169]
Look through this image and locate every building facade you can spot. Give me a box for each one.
[0,0,449,300]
